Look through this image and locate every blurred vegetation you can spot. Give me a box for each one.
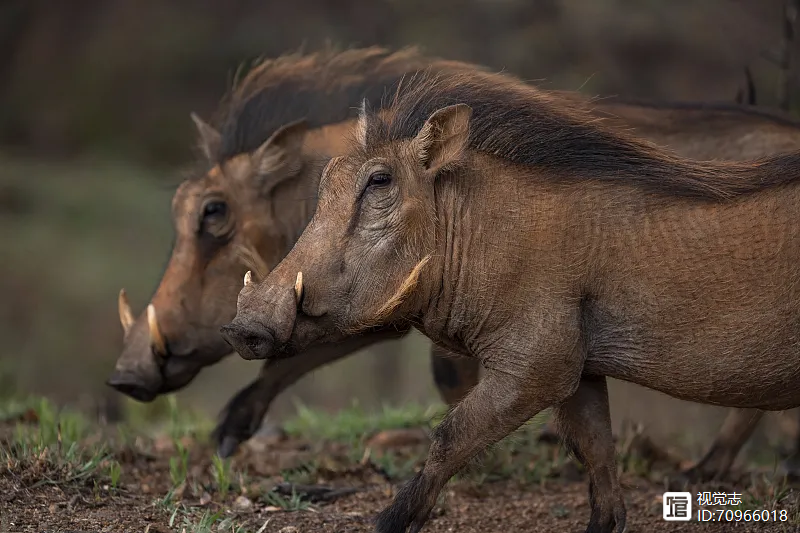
[2,0,798,164]
[1,0,800,463]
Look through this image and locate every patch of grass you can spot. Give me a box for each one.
[0,396,114,491]
[738,472,800,524]
[281,459,320,485]
[211,454,233,499]
[168,505,229,533]
[263,486,312,511]
[107,459,122,489]
[283,399,443,444]
[372,450,421,481]
[169,439,189,488]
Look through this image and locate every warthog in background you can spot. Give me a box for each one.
[108,47,800,481]
[223,69,800,533]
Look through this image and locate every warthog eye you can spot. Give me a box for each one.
[367,172,391,187]
[203,200,227,219]
[200,199,231,237]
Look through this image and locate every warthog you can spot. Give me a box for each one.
[108,47,800,480]
[223,69,800,533]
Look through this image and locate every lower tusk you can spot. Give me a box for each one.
[118,289,135,335]
[147,304,167,355]
[244,270,252,287]
[295,271,304,305]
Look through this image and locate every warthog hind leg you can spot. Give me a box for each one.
[670,408,763,489]
[777,409,800,480]
[553,376,626,533]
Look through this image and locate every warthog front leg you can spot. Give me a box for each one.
[374,367,571,533]
[212,351,347,457]
[213,327,412,457]
[673,408,763,486]
[553,377,626,533]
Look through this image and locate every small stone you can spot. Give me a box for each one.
[264,505,283,512]
[199,492,212,506]
[278,527,299,533]
[233,495,253,512]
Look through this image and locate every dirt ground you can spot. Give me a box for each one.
[2,409,800,533]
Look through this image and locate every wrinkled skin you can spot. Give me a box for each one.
[108,53,800,477]
[225,80,800,533]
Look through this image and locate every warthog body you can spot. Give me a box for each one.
[108,48,800,478]
[224,70,800,533]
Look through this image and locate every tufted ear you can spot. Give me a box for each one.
[250,118,309,179]
[190,112,222,162]
[411,104,472,174]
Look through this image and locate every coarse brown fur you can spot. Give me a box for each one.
[109,47,800,479]
[225,69,800,533]
[361,70,800,201]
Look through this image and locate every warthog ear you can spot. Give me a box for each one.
[190,112,222,162]
[251,118,309,182]
[412,104,472,173]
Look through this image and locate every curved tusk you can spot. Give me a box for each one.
[294,271,304,305]
[147,304,167,355]
[244,270,252,287]
[118,289,135,335]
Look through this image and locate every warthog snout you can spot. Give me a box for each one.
[219,320,277,360]
[106,370,158,403]
[222,280,300,360]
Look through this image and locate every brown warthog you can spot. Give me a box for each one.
[222,70,800,533]
[108,46,800,479]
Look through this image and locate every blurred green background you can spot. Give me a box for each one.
[1,0,799,459]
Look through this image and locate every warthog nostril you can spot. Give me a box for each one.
[219,322,275,360]
[106,371,158,403]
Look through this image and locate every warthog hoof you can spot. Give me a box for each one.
[211,382,271,458]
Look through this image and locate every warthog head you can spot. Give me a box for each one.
[221,101,472,359]
[107,114,314,402]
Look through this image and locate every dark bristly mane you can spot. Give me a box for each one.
[364,71,800,201]
[595,96,800,129]
[208,45,483,164]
